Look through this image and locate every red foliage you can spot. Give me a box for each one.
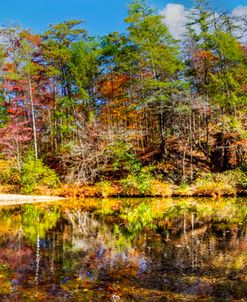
[192,49,217,74]
[0,121,32,157]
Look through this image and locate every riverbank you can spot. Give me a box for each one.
[0,176,246,200]
[54,182,247,198]
[56,170,246,198]
[0,194,64,206]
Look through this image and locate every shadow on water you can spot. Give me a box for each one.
[0,197,247,301]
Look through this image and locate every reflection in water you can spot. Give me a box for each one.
[0,198,247,301]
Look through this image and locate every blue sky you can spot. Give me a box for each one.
[0,0,245,36]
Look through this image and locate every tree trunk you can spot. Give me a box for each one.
[28,71,38,160]
[158,110,166,157]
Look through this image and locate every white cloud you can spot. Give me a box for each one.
[160,3,247,42]
[232,6,247,42]
[160,3,187,40]
[232,6,247,17]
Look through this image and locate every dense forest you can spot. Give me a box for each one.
[0,0,246,197]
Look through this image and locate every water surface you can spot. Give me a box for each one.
[0,197,247,301]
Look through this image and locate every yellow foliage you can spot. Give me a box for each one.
[96,181,119,198]
[57,184,99,198]
[0,184,19,194]
[194,173,237,197]
[174,184,192,196]
[150,180,173,197]
[0,159,20,185]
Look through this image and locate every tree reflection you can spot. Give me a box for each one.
[0,198,247,301]
[21,204,61,243]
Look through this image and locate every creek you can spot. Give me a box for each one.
[0,197,247,301]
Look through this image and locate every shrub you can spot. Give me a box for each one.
[0,184,19,194]
[193,170,246,196]
[119,168,154,196]
[108,141,141,174]
[20,155,59,194]
[57,184,99,198]
[0,159,20,185]
[150,180,173,197]
[226,169,247,190]
[174,181,192,196]
[96,180,117,198]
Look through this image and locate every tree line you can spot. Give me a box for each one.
[0,0,246,192]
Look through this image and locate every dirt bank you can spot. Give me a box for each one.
[0,194,64,206]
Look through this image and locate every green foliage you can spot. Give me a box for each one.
[223,116,247,138]
[126,0,183,101]
[22,205,61,243]
[194,169,246,196]
[186,2,247,109]
[195,173,233,196]
[108,141,141,174]
[120,167,154,195]
[0,262,12,295]
[229,169,247,189]
[121,202,156,233]
[70,38,99,104]
[96,180,113,198]
[0,99,8,128]
[95,198,119,215]
[174,181,191,196]
[0,1,246,192]
[20,154,59,194]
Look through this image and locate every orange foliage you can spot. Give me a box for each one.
[20,30,41,46]
[100,74,129,97]
[192,50,218,73]
[195,50,216,60]
[99,73,139,129]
